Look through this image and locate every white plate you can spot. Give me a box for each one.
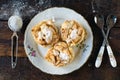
[24,7,93,75]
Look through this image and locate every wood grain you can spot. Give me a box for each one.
[0,21,26,57]
[0,0,120,80]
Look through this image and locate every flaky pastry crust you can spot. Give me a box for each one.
[45,42,74,67]
[60,20,87,46]
[31,20,59,47]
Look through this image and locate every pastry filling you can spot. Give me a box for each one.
[38,25,53,43]
[53,50,69,63]
[61,20,86,46]
[66,29,78,43]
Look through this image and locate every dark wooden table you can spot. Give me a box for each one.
[0,0,120,80]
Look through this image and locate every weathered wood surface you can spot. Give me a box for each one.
[0,0,120,80]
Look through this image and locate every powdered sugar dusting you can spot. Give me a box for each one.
[0,0,51,20]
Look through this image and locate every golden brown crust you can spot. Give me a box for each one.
[31,19,87,67]
[45,42,74,67]
[60,20,87,46]
[31,20,59,47]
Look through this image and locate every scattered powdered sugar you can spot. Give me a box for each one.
[41,26,53,43]
[66,29,78,43]
[8,15,23,31]
[59,52,69,61]
[0,0,51,20]
[69,29,78,39]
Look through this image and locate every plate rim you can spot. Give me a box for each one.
[24,7,94,75]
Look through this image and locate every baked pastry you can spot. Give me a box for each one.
[31,20,59,47]
[45,42,74,67]
[60,20,87,46]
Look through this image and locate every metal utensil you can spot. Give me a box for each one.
[94,14,117,68]
[91,0,117,68]
[91,0,105,68]
[8,15,23,68]
[91,0,99,14]
[94,14,105,68]
[106,14,117,67]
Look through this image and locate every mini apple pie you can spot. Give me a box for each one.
[45,42,74,67]
[60,20,87,46]
[31,20,59,47]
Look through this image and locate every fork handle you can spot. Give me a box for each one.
[95,46,105,68]
[107,45,117,67]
